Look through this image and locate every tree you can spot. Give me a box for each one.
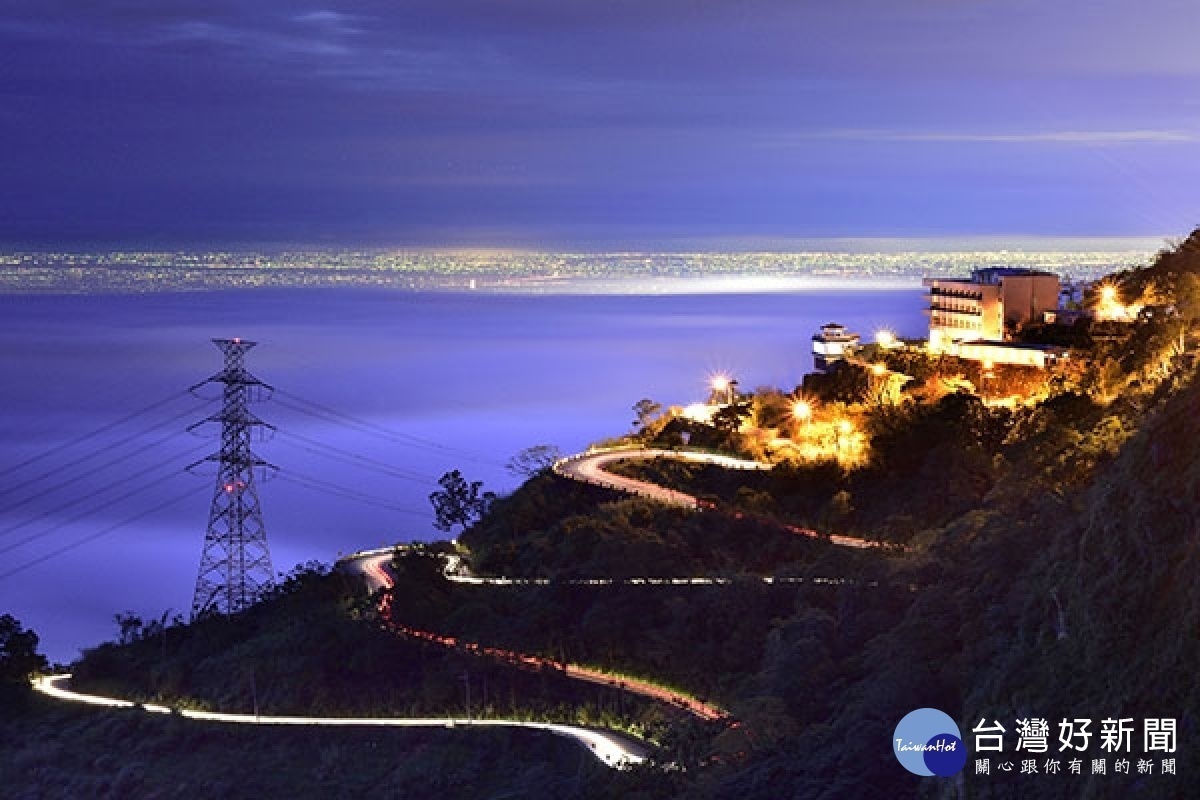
[430,470,496,534]
[114,611,144,645]
[505,444,563,478]
[1174,271,1200,323]
[0,614,47,694]
[711,401,752,434]
[631,398,663,432]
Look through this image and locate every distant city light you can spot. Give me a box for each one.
[0,250,1153,294]
[792,400,812,421]
[871,363,887,376]
[710,375,730,392]
[875,330,897,348]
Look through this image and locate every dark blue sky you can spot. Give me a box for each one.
[2,1,1198,247]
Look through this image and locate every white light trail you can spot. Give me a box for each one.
[32,674,647,769]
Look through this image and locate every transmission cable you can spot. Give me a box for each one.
[0,418,207,520]
[278,470,428,518]
[274,391,505,468]
[273,430,435,485]
[0,390,194,480]
[0,441,210,541]
[0,466,194,558]
[0,487,196,582]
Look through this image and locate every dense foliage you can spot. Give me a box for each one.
[0,613,48,708]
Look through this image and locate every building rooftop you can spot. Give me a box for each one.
[972,266,1059,283]
[925,267,1060,285]
[813,322,860,342]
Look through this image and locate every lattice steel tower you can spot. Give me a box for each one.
[188,338,276,617]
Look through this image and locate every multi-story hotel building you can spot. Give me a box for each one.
[924,267,1060,351]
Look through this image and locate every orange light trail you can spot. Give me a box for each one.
[363,556,727,722]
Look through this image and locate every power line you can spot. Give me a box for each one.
[274,391,505,468]
[0,487,196,583]
[278,471,428,518]
[0,467,193,558]
[0,391,192,481]
[0,441,209,541]
[273,430,436,485]
[0,419,206,523]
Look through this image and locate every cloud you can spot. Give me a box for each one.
[768,129,1200,146]
[160,19,354,59]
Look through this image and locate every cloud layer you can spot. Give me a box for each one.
[1,1,1199,243]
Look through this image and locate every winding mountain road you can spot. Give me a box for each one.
[32,674,649,769]
[35,445,891,772]
[555,447,886,549]
[554,447,767,509]
[351,553,728,723]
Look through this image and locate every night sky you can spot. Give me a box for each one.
[3,0,1199,247]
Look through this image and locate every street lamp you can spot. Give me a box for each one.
[792,399,812,441]
[981,360,995,399]
[710,374,735,405]
[834,419,854,457]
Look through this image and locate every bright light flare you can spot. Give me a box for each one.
[870,363,887,376]
[1095,283,1137,322]
[710,374,730,392]
[875,330,897,348]
[792,400,812,421]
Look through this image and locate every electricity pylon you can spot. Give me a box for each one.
[188,338,276,617]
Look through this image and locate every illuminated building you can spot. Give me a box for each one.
[955,340,1069,369]
[924,267,1060,351]
[811,322,861,372]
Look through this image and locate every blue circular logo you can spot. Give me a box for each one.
[893,708,967,777]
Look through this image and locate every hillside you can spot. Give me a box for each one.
[8,234,1200,798]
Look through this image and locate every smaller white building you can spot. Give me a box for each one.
[812,322,861,372]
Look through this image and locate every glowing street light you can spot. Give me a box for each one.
[709,374,736,405]
[871,363,887,377]
[833,418,855,456]
[875,330,897,348]
[792,400,812,421]
[1095,284,1132,322]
